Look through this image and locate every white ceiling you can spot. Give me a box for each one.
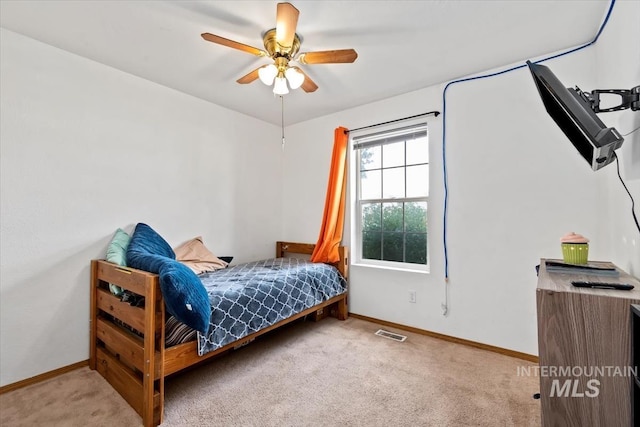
[0,0,611,126]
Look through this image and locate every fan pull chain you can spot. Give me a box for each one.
[281,95,285,150]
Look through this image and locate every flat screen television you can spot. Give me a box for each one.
[526,60,624,171]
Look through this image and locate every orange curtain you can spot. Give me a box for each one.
[310,127,349,263]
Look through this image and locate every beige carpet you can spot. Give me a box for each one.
[0,317,540,426]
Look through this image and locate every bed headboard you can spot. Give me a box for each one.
[275,241,349,280]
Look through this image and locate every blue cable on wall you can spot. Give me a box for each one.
[441,0,616,281]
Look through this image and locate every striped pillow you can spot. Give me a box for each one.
[165,316,196,347]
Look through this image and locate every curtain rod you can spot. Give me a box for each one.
[344,111,440,134]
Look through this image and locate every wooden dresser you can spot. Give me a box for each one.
[536,259,640,426]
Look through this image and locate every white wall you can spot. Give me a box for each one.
[0,29,282,386]
[282,2,639,356]
[594,0,640,276]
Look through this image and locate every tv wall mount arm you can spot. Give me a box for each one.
[575,85,640,113]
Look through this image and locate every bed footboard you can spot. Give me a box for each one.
[90,260,165,427]
[276,241,349,321]
[276,241,349,282]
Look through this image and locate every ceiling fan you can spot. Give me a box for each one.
[201,2,358,95]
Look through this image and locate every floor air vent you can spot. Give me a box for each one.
[374,329,407,342]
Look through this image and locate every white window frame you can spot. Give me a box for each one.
[350,119,430,272]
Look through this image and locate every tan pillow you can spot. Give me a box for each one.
[174,236,228,274]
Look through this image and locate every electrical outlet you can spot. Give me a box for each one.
[409,290,416,303]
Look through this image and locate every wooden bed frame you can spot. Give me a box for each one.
[89,241,348,427]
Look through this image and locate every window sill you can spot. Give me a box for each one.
[351,262,430,275]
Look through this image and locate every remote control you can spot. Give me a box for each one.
[571,281,634,291]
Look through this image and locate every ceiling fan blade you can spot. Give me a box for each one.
[275,2,299,49]
[201,33,266,57]
[298,49,358,64]
[292,67,318,93]
[236,67,262,84]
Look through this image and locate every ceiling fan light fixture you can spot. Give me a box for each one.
[258,64,278,85]
[285,67,305,90]
[201,3,357,96]
[273,76,289,95]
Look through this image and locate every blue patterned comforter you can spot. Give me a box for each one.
[196,257,347,356]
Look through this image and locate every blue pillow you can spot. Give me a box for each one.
[125,223,210,334]
[159,261,210,334]
[126,223,175,271]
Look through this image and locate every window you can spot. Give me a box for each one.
[353,122,429,269]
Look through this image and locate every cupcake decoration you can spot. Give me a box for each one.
[560,232,589,264]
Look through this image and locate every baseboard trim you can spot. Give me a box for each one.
[0,360,88,395]
[349,313,539,363]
